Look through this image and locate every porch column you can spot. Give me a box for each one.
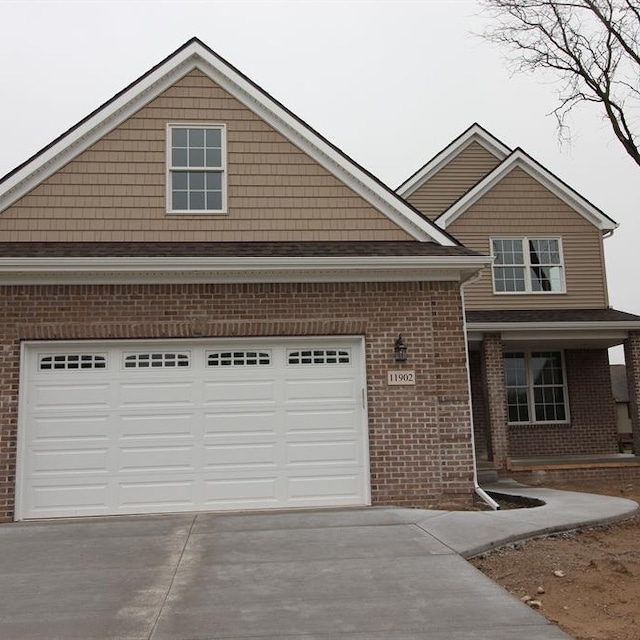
[482,333,508,471]
[624,330,640,454]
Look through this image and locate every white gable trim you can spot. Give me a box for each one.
[0,40,455,246]
[396,124,511,198]
[436,149,618,232]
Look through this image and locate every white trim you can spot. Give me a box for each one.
[490,236,566,295]
[16,335,372,520]
[396,124,511,198]
[436,149,618,232]
[0,40,454,246]
[0,254,490,285]
[504,350,570,425]
[467,321,640,333]
[166,123,228,214]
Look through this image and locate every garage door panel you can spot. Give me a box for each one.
[202,380,275,404]
[286,409,358,435]
[119,445,196,473]
[29,482,110,516]
[31,415,110,442]
[19,339,368,519]
[119,382,195,407]
[119,414,196,439]
[118,479,196,510]
[204,443,278,470]
[31,384,111,411]
[30,447,110,475]
[286,441,360,466]
[203,477,280,508]
[203,411,278,437]
[285,378,356,402]
[286,473,362,504]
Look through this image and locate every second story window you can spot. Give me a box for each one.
[492,238,565,294]
[167,124,226,213]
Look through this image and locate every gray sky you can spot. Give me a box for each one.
[1,0,637,360]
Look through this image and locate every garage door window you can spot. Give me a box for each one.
[287,349,351,365]
[38,354,107,371]
[208,351,271,366]
[123,353,190,368]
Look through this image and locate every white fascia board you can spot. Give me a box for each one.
[467,321,640,333]
[396,124,511,198]
[0,255,490,285]
[436,150,618,232]
[0,42,454,247]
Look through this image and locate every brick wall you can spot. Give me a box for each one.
[508,349,618,457]
[0,280,474,520]
[468,350,490,461]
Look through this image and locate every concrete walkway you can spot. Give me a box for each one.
[0,482,636,639]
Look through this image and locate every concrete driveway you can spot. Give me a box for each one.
[0,506,571,639]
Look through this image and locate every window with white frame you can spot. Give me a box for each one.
[504,351,568,423]
[167,124,226,213]
[491,238,565,293]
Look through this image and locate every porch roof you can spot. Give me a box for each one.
[466,308,640,350]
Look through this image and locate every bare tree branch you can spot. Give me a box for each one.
[481,0,640,167]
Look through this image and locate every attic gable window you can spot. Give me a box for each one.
[167,124,226,214]
[491,238,565,294]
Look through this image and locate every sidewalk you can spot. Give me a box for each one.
[415,479,639,557]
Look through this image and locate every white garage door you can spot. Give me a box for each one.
[17,339,369,519]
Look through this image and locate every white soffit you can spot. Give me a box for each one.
[436,149,618,232]
[0,39,455,247]
[396,124,511,198]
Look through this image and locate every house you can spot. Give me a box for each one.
[2,41,638,523]
[0,38,489,521]
[398,124,640,479]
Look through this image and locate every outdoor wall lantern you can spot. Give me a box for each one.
[394,334,408,362]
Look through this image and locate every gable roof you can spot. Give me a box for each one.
[0,38,458,247]
[435,148,618,232]
[396,123,511,198]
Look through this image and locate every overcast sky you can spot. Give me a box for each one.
[1,0,637,360]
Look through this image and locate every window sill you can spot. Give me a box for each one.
[166,210,229,216]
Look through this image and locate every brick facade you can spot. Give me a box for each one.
[469,344,619,463]
[0,279,474,520]
[468,350,490,461]
[481,334,508,470]
[624,331,640,454]
[508,349,618,457]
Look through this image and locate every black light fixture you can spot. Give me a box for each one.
[394,334,407,362]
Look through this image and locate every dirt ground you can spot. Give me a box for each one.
[470,479,640,640]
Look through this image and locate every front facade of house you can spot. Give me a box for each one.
[0,40,487,521]
[2,42,638,523]
[398,125,640,474]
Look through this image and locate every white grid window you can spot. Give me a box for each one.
[505,351,568,423]
[492,238,564,294]
[124,353,190,369]
[167,124,226,213]
[287,349,351,365]
[39,354,107,371]
[208,351,271,367]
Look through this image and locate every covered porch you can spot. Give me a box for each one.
[466,309,640,475]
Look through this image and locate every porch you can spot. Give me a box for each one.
[466,310,640,474]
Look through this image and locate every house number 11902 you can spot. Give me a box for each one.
[387,370,416,386]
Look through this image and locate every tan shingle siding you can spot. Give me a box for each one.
[451,168,608,309]
[1,70,411,242]
[406,142,502,220]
